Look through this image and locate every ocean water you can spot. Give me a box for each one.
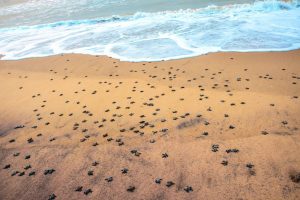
[0,0,299,61]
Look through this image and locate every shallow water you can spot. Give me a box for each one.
[0,0,299,61]
[0,0,255,28]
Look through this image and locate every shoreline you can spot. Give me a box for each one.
[1,48,300,63]
[0,50,299,199]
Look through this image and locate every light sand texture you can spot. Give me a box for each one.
[0,50,300,200]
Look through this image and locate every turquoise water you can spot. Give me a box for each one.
[0,0,300,61]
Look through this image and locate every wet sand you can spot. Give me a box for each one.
[0,50,299,200]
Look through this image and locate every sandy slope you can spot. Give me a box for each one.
[0,50,299,200]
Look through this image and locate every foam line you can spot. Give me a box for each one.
[0,0,299,61]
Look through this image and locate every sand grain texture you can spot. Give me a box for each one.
[0,50,300,200]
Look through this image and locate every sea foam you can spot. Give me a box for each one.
[0,0,299,61]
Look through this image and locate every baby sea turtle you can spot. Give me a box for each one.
[3,164,11,169]
[155,178,162,184]
[127,186,135,192]
[48,194,56,200]
[221,160,228,166]
[166,181,175,187]
[80,138,86,142]
[75,186,83,192]
[13,152,20,157]
[27,138,34,143]
[18,171,25,176]
[102,133,108,137]
[14,125,25,129]
[121,168,128,174]
[184,186,193,193]
[211,144,219,152]
[9,139,15,143]
[92,142,98,147]
[24,165,31,170]
[162,153,168,158]
[229,125,235,129]
[161,128,168,133]
[226,149,239,153]
[105,177,113,182]
[28,171,36,176]
[88,170,94,176]
[130,149,141,156]
[116,138,121,142]
[44,169,55,175]
[11,171,19,176]
[261,131,269,135]
[246,163,254,169]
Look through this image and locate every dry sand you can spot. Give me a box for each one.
[0,50,299,200]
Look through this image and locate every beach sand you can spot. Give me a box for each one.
[0,50,299,200]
